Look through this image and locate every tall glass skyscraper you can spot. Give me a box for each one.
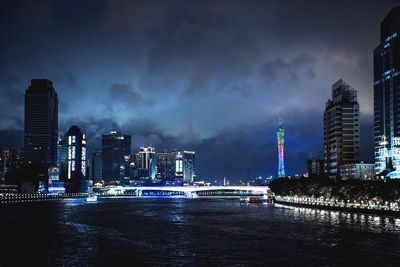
[374,7,400,178]
[24,79,58,181]
[324,79,359,179]
[102,131,131,184]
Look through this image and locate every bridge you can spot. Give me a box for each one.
[96,185,273,198]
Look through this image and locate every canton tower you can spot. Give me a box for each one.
[277,124,285,177]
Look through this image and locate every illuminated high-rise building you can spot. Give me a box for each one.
[184,151,196,182]
[374,7,400,178]
[324,79,359,179]
[138,146,157,180]
[60,125,87,192]
[102,131,131,184]
[277,126,285,177]
[155,150,195,183]
[24,79,58,182]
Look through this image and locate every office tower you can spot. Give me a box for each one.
[156,151,176,181]
[306,159,325,178]
[182,151,195,182]
[0,148,23,184]
[374,7,400,178]
[138,146,157,180]
[24,79,58,183]
[277,125,285,177]
[60,125,87,192]
[174,150,196,183]
[91,149,102,183]
[324,79,360,179]
[102,131,131,184]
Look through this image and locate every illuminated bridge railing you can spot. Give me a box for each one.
[98,186,273,198]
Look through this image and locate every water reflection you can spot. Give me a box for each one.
[1,198,400,266]
[275,203,400,233]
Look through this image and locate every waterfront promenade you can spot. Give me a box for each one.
[275,195,400,217]
[0,193,88,203]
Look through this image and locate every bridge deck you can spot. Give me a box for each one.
[102,186,271,194]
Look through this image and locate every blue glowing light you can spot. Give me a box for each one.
[385,32,398,43]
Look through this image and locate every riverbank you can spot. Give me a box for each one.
[275,196,400,217]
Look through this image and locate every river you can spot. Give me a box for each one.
[0,197,399,266]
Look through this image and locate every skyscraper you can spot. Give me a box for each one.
[24,79,58,183]
[156,151,176,181]
[374,7,400,178]
[324,79,359,179]
[138,146,157,181]
[277,125,285,177]
[182,151,196,183]
[174,150,196,183]
[60,125,87,192]
[91,149,102,183]
[102,131,131,184]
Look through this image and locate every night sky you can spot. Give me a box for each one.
[0,0,398,182]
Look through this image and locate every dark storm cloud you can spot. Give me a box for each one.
[260,54,316,83]
[108,84,150,106]
[0,0,396,180]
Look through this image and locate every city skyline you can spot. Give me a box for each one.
[0,1,398,180]
[1,2,400,266]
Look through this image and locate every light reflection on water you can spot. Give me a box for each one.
[275,203,400,233]
[0,198,400,266]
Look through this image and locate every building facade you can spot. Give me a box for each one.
[156,151,176,181]
[324,79,360,179]
[0,148,23,184]
[175,150,196,183]
[91,149,102,183]
[137,146,157,181]
[339,162,376,180]
[306,159,325,178]
[24,79,58,182]
[60,126,87,192]
[102,131,131,184]
[374,7,400,178]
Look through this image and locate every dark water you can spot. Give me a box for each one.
[1,198,400,266]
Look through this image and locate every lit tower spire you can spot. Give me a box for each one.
[277,120,285,177]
